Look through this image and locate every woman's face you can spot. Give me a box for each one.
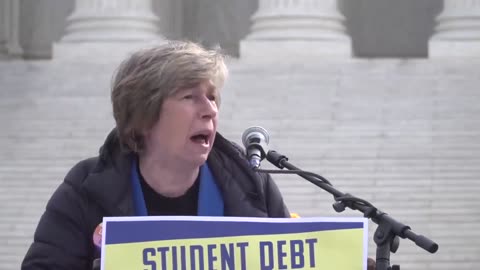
[142,79,219,167]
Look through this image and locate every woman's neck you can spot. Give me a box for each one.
[138,154,200,198]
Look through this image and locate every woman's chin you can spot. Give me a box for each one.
[184,153,209,167]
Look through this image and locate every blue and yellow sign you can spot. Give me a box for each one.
[101,216,368,270]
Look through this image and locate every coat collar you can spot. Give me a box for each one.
[83,129,134,216]
[208,133,267,216]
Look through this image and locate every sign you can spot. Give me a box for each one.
[101,216,368,270]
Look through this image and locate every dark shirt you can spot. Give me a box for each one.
[139,171,199,216]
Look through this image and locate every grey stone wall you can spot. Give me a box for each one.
[1,58,479,269]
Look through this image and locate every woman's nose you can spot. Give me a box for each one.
[199,96,218,119]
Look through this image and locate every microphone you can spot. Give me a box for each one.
[241,126,270,168]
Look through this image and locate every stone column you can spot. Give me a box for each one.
[429,0,480,57]
[240,0,351,60]
[54,0,164,61]
[0,0,23,58]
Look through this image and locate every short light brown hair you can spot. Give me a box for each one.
[111,40,228,153]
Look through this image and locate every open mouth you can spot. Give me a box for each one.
[190,132,211,145]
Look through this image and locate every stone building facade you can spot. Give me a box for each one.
[1,1,479,270]
[1,0,478,59]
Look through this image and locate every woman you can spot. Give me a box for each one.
[21,40,290,269]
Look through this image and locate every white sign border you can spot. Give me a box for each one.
[101,216,368,270]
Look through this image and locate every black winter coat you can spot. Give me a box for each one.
[21,130,290,270]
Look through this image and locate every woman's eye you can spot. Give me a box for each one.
[207,94,217,101]
[183,95,193,100]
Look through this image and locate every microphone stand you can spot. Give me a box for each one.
[258,150,439,270]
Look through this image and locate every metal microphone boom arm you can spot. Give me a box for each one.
[258,150,439,270]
